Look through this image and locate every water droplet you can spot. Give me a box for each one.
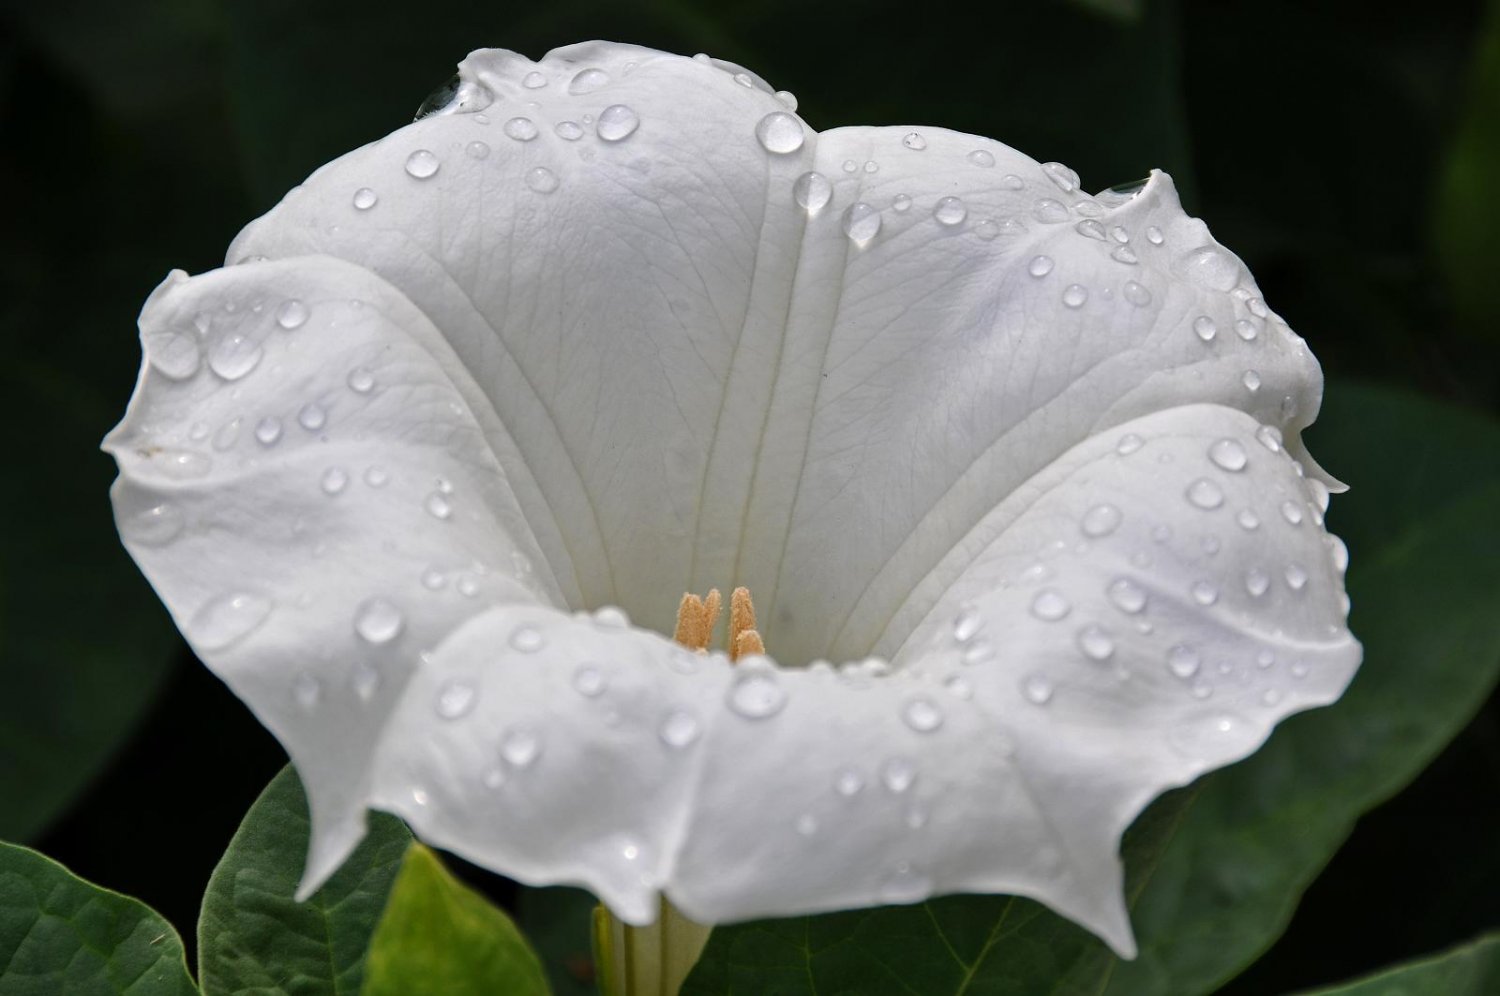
[944,675,973,700]
[1236,508,1261,531]
[659,709,702,748]
[519,71,547,89]
[1081,503,1122,537]
[205,330,261,380]
[509,624,544,652]
[1028,255,1054,277]
[347,367,375,393]
[1146,225,1165,245]
[462,140,489,161]
[902,132,927,150]
[1123,280,1152,306]
[145,328,201,379]
[291,403,324,433]
[728,673,787,719]
[1178,245,1242,291]
[501,729,541,767]
[405,149,440,179]
[953,605,982,643]
[1075,219,1106,241]
[1077,625,1115,661]
[568,67,610,94]
[755,111,804,153]
[834,767,864,796]
[793,171,832,212]
[596,104,640,142]
[1234,318,1260,341]
[732,72,755,88]
[902,697,944,733]
[1117,433,1145,455]
[1031,588,1072,621]
[881,757,916,793]
[1110,225,1131,243]
[551,121,583,142]
[1245,568,1271,597]
[253,416,283,446]
[1033,198,1069,223]
[122,502,185,546]
[320,466,349,495]
[1242,369,1262,392]
[353,187,378,211]
[436,679,477,719]
[892,193,912,212]
[573,664,606,697]
[1001,174,1025,190]
[967,149,995,168]
[276,299,309,330]
[972,219,1000,240]
[962,638,995,665]
[500,116,538,142]
[1247,297,1269,318]
[1284,563,1309,590]
[1111,245,1139,265]
[1191,580,1220,606]
[1042,161,1079,192]
[842,202,881,244]
[1167,644,1201,679]
[933,196,967,226]
[1062,284,1088,308]
[354,597,403,644]
[1022,674,1054,704]
[191,592,272,650]
[1277,499,1306,527]
[522,166,560,194]
[1108,577,1148,614]
[775,90,798,109]
[1209,438,1248,472]
[1255,425,1283,453]
[878,864,932,904]
[1186,478,1225,509]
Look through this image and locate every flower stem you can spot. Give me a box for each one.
[593,897,712,996]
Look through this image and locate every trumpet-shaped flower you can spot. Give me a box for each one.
[105,42,1360,957]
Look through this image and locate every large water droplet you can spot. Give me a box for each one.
[1167,644,1201,679]
[437,679,477,719]
[1108,577,1148,614]
[659,709,702,748]
[555,120,585,141]
[568,68,610,94]
[1028,255,1054,278]
[1242,369,1262,392]
[968,149,996,167]
[901,697,944,733]
[1123,281,1152,306]
[1255,424,1284,452]
[146,328,201,380]
[522,70,548,89]
[1235,318,1260,342]
[297,402,326,431]
[354,598,403,644]
[1244,567,1271,597]
[842,202,881,244]
[276,299,309,330]
[1062,284,1088,308]
[1077,625,1115,661]
[1117,433,1145,455]
[1081,503,1122,537]
[1284,563,1309,590]
[405,149,440,179]
[320,467,349,495]
[1193,315,1218,342]
[933,196,967,226]
[254,416,282,446]
[1033,198,1069,223]
[1280,500,1304,525]
[1209,438,1248,472]
[902,131,927,150]
[793,171,832,212]
[596,104,640,142]
[728,673,787,719]
[1042,161,1079,192]
[953,605,981,643]
[353,187,378,211]
[1186,478,1226,509]
[1030,588,1072,621]
[1021,674,1054,705]
[1075,219,1107,241]
[191,592,272,650]
[501,729,541,767]
[346,367,375,394]
[1191,580,1220,606]
[503,117,539,142]
[1178,246,1242,291]
[525,167,560,193]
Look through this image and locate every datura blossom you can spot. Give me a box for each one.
[105,41,1360,958]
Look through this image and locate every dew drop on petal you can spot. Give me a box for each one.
[353,187,378,210]
[945,675,973,699]
[1178,245,1242,291]
[525,167,560,193]
[347,367,375,393]
[877,864,933,904]
[1111,245,1139,265]
[1191,580,1220,605]
[555,120,585,141]
[1256,424,1284,452]
[254,416,282,446]
[1245,568,1271,597]
[509,624,544,652]
[1285,563,1309,590]
[1243,369,1263,392]
[320,466,349,495]
[1186,478,1225,509]
[953,605,981,643]
[207,332,262,381]
[1146,225,1165,245]
[276,299,309,330]
[1237,508,1261,530]
[881,757,917,793]
[1021,674,1054,705]
[146,329,201,379]
[503,117,539,141]
[404,149,440,179]
[354,597,404,644]
[728,673,787,719]
[1117,433,1145,455]
[297,402,326,431]
[191,592,272,650]
[122,502,185,546]
[892,193,912,212]
[1167,644,1201,679]
[501,729,542,768]
[1123,280,1152,306]
[902,131,927,150]
[967,149,995,167]
[568,67,610,94]
[573,664,607,697]
[465,140,490,160]
[1075,219,1107,241]
[1028,254,1054,277]
[1030,588,1072,621]
[834,767,865,796]
[1108,578,1148,614]
[1081,503,1122,537]
[436,679,477,719]
[596,105,640,142]
[1062,284,1088,308]
[1033,198,1069,223]
[1209,438,1248,472]
[793,171,832,212]
[659,709,702,748]
[842,202,881,244]
[1281,500,1305,525]
[522,70,547,88]
[1076,625,1114,661]
[933,196,967,226]
[755,111,805,153]
[901,697,944,733]
[425,492,452,520]
[1042,161,1079,192]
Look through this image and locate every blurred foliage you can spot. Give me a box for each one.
[1300,932,1500,995]
[0,1,1494,993]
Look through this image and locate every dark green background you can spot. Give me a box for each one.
[1,1,1495,992]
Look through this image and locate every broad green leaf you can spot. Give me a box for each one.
[362,845,549,996]
[517,887,600,996]
[685,382,1500,995]
[1298,933,1500,995]
[197,765,411,996]
[0,840,198,995]
[1433,0,1500,344]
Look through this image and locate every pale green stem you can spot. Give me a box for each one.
[593,897,713,996]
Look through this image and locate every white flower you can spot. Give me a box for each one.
[104,42,1360,957]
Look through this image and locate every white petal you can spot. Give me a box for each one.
[105,256,566,891]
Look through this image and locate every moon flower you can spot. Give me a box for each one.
[105,41,1360,958]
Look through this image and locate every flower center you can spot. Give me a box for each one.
[673,586,764,660]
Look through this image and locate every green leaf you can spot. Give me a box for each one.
[1298,933,1500,995]
[362,845,549,996]
[0,840,198,995]
[197,765,411,996]
[686,382,1500,995]
[516,887,600,996]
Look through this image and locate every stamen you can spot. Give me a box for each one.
[672,588,722,652]
[729,587,764,662]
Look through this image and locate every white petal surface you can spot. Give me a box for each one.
[111,41,1361,953]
